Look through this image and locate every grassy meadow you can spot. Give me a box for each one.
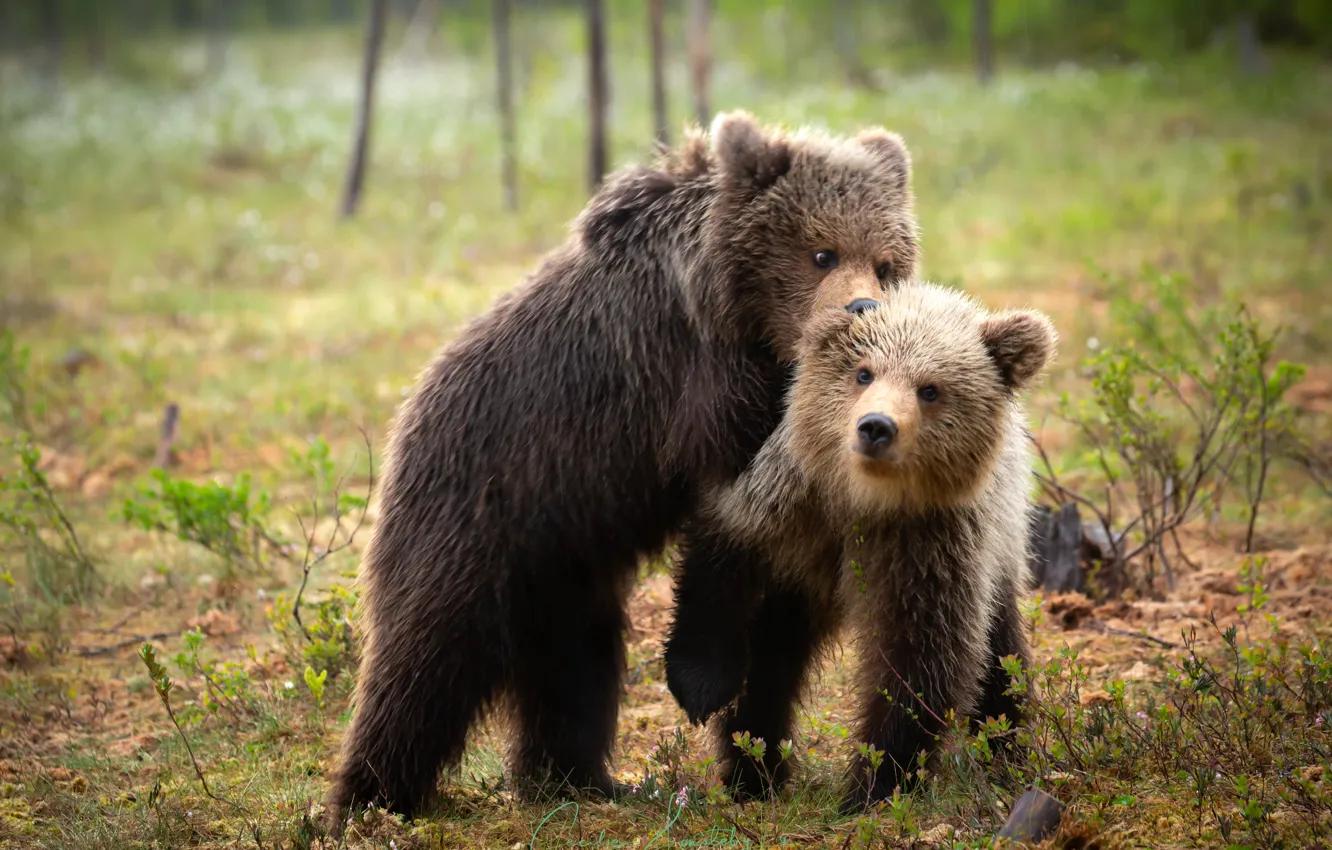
[1,10,1331,849]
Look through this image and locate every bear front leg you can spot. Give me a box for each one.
[714,581,834,801]
[838,588,989,814]
[664,523,769,725]
[970,578,1033,759]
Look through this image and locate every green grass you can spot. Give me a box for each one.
[1,10,1330,849]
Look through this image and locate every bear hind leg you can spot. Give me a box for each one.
[510,586,630,802]
[327,616,503,826]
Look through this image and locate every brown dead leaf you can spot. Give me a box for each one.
[186,608,241,638]
[1094,600,1134,621]
[108,732,167,759]
[80,471,113,499]
[1268,545,1330,587]
[48,766,87,791]
[1046,593,1095,630]
[1203,593,1240,616]
[1122,661,1154,681]
[38,450,87,491]
[1131,600,1206,624]
[1289,369,1332,414]
[1080,690,1115,708]
[916,822,956,846]
[257,443,287,469]
[0,636,27,667]
[1195,570,1239,595]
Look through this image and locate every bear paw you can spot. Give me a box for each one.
[663,643,747,725]
[837,763,918,816]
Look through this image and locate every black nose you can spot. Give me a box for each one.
[857,414,897,447]
[845,298,880,316]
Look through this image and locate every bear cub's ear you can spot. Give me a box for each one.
[979,309,1058,392]
[710,110,791,195]
[855,128,912,196]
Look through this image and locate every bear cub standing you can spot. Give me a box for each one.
[326,111,922,826]
[664,280,1057,812]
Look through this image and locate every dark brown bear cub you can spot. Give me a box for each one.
[664,281,1057,812]
[327,111,921,825]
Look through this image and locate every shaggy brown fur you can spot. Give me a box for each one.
[325,111,921,826]
[663,281,1057,813]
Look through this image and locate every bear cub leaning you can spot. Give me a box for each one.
[326,110,921,828]
[664,280,1058,812]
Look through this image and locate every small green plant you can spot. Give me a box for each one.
[268,582,359,680]
[284,433,372,644]
[0,437,100,598]
[138,641,264,849]
[1040,267,1309,594]
[990,610,1332,847]
[729,729,796,844]
[120,468,282,579]
[169,626,263,726]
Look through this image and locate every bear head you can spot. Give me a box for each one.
[699,110,920,360]
[787,281,1057,516]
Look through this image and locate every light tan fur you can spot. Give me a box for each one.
[698,279,1057,809]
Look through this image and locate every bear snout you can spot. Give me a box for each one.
[844,298,880,315]
[855,413,898,455]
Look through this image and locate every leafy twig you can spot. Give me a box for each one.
[137,642,264,849]
[291,427,374,642]
[75,631,171,657]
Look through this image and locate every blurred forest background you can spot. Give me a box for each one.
[1,1,1331,848]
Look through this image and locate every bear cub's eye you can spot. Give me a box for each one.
[918,385,939,402]
[813,250,839,270]
[856,368,874,386]
[875,261,895,283]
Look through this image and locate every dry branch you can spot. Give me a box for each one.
[152,402,179,469]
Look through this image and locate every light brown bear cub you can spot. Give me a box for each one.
[663,280,1057,812]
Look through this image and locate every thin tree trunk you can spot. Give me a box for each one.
[397,0,439,62]
[87,3,106,70]
[207,0,229,77]
[0,2,11,55]
[648,0,669,148]
[973,0,993,84]
[340,0,391,220]
[833,0,865,85]
[40,0,61,80]
[687,0,710,128]
[587,0,609,193]
[1236,13,1269,76]
[493,0,517,210]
